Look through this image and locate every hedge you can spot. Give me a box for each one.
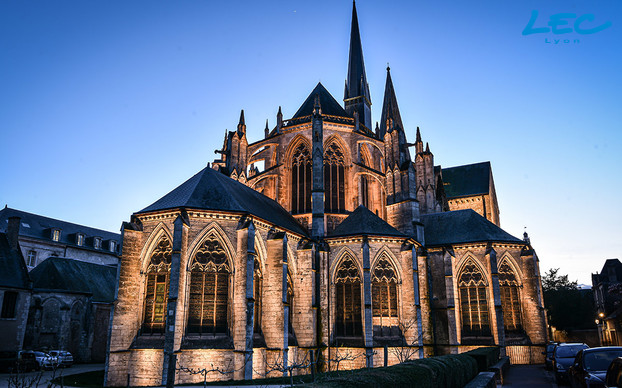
[462,347,500,372]
[312,353,481,388]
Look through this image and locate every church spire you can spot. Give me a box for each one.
[379,66,404,139]
[237,109,246,136]
[344,0,372,130]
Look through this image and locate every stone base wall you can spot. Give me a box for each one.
[506,345,545,365]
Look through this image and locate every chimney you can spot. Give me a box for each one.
[7,216,21,251]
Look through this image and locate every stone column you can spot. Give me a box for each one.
[311,95,325,239]
[443,248,458,353]
[488,246,506,356]
[362,237,373,367]
[162,214,188,386]
[410,245,424,359]
[243,221,256,380]
[264,231,288,376]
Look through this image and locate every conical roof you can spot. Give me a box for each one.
[345,1,370,103]
[328,205,407,238]
[139,167,308,236]
[379,67,404,137]
[292,82,349,119]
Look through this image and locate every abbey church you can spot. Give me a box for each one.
[105,3,547,385]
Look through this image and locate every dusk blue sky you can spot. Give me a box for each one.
[1,0,620,285]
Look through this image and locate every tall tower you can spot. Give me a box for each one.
[344,1,372,130]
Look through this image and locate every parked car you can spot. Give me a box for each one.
[48,350,73,367]
[605,357,622,388]
[30,351,56,370]
[545,342,560,370]
[554,343,590,384]
[568,347,622,388]
[15,351,39,372]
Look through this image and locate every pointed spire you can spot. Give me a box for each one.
[237,109,246,136]
[415,127,423,154]
[264,119,269,138]
[344,0,372,129]
[313,93,322,116]
[277,106,283,133]
[416,127,422,142]
[425,142,430,153]
[379,65,404,139]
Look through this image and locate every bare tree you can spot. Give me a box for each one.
[390,318,424,364]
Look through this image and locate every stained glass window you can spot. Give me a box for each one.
[499,261,523,333]
[324,143,346,213]
[291,143,312,214]
[372,256,398,320]
[335,256,362,337]
[142,236,172,334]
[458,261,491,337]
[187,234,230,335]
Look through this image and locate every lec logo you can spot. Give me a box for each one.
[522,10,612,35]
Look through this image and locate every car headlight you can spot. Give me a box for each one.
[556,363,565,371]
[586,373,603,382]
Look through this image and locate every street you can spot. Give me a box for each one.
[0,363,104,388]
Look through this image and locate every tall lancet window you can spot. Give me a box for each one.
[324,143,346,213]
[360,175,369,209]
[187,234,230,335]
[335,256,362,337]
[458,262,492,337]
[499,261,523,333]
[372,255,398,321]
[254,259,262,334]
[291,143,312,214]
[142,237,172,334]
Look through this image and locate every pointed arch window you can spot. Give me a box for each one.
[372,256,398,320]
[142,236,172,334]
[324,143,346,213]
[254,259,262,334]
[291,143,312,214]
[458,262,491,337]
[335,256,362,337]
[360,175,369,209]
[499,261,523,333]
[187,234,230,335]
[286,272,296,344]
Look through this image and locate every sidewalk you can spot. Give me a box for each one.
[502,364,558,387]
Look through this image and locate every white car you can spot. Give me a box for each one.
[48,350,73,367]
[30,351,56,370]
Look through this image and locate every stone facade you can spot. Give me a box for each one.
[105,3,547,385]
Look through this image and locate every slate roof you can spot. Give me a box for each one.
[328,205,408,238]
[29,257,116,303]
[0,207,121,254]
[421,209,523,247]
[0,233,31,290]
[292,83,350,119]
[139,167,309,236]
[442,161,492,199]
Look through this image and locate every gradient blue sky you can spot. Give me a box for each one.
[1,0,620,285]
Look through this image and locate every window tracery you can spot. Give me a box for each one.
[142,236,172,334]
[335,256,362,337]
[458,261,491,337]
[291,143,312,214]
[372,256,398,320]
[324,142,346,213]
[187,234,230,335]
[499,261,523,333]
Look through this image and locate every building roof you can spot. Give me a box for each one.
[0,233,31,290]
[29,257,116,303]
[594,258,622,285]
[379,67,403,137]
[442,161,492,199]
[0,207,121,253]
[292,83,350,119]
[328,205,408,238]
[421,209,523,247]
[138,166,309,236]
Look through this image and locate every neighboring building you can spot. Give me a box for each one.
[23,257,117,362]
[105,3,547,386]
[0,206,121,269]
[0,218,32,353]
[593,259,622,345]
[442,161,501,226]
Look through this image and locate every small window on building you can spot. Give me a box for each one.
[109,240,116,252]
[1,291,18,319]
[76,234,84,246]
[52,229,61,242]
[27,250,37,267]
[94,237,102,249]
